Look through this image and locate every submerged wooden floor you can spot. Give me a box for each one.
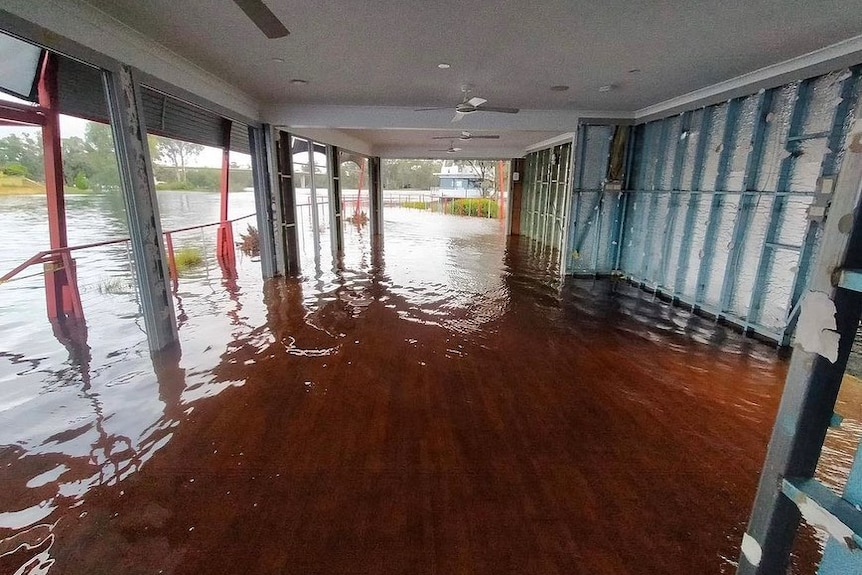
[1,225,824,574]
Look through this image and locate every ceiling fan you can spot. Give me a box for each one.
[416,89,520,123]
[429,142,463,154]
[433,131,501,141]
[232,0,290,38]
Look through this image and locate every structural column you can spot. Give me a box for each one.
[248,123,280,279]
[276,130,301,275]
[39,52,83,321]
[327,145,344,254]
[216,118,236,275]
[508,158,524,236]
[103,64,178,351]
[369,156,383,240]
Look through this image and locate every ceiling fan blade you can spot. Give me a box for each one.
[452,112,466,123]
[469,135,501,139]
[415,107,451,111]
[476,106,519,114]
[467,97,487,107]
[233,0,290,38]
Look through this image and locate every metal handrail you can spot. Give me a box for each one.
[0,213,256,284]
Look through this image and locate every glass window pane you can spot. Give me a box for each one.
[0,32,43,101]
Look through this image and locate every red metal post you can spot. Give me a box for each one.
[216,119,236,275]
[356,161,366,215]
[164,232,179,292]
[38,52,82,321]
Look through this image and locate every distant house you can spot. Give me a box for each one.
[434,161,483,199]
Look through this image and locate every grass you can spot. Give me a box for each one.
[401,200,430,210]
[98,277,133,295]
[0,174,45,195]
[175,246,204,272]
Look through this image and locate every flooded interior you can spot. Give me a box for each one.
[0,205,854,574]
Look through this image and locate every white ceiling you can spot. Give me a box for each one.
[70,0,862,156]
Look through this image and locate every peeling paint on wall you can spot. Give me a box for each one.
[796,290,840,362]
[786,488,860,550]
[741,532,762,566]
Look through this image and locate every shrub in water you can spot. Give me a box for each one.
[450,198,498,218]
[239,224,260,256]
[401,200,430,210]
[175,246,204,272]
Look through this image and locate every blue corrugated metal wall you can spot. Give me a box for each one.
[567,67,862,343]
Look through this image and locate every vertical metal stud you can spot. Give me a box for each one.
[307,139,321,248]
[695,98,742,306]
[103,64,177,351]
[560,139,578,275]
[658,112,692,290]
[675,108,713,295]
[248,124,279,279]
[719,91,775,315]
[747,80,813,327]
[631,122,656,283]
[327,145,344,255]
[369,156,384,240]
[782,67,862,344]
[642,119,671,285]
[736,94,862,575]
[276,131,301,276]
[612,126,636,271]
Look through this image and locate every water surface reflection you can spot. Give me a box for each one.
[0,207,835,574]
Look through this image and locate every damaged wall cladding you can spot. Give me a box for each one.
[519,142,572,250]
[575,66,861,344]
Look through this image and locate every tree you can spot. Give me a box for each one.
[82,122,120,189]
[382,159,443,190]
[62,136,92,186]
[0,133,44,181]
[458,160,497,197]
[155,137,204,182]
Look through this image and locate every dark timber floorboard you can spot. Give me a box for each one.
[1,225,829,574]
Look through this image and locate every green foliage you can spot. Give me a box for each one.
[382,159,443,190]
[174,246,204,272]
[82,122,120,190]
[0,123,258,196]
[3,163,28,176]
[339,161,361,188]
[449,198,499,218]
[154,136,204,182]
[156,180,196,191]
[74,172,90,190]
[0,133,43,181]
[98,277,133,294]
[185,168,220,191]
[455,160,498,197]
[401,200,430,210]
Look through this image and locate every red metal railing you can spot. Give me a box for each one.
[0,213,256,320]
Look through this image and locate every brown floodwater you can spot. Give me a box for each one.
[0,208,841,574]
